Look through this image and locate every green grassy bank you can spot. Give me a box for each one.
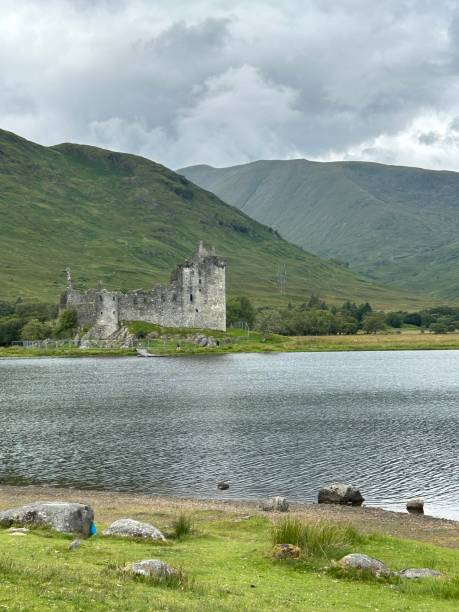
[1,503,458,611]
[1,329,459,359]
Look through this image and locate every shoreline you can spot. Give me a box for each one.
[2,344,459,360]
[1,484,458,548]
[1,331,459,359]
[2,483,459,610]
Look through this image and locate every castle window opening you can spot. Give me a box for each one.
[190,293,193,302]
[99,295,103,301]
[113,296,115,301]
[113,311,115,315]
[195,308,198,313]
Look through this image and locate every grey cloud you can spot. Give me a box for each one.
[419,131,442,145]
[0,85,36,115]
[147,17,231,58]
[1,0,459,169]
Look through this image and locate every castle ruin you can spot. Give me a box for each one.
[60,242,226,333]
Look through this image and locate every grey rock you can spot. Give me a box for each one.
[192,334,217,348]
[68,538,81,550]
[126,559,178,579]
[406,497,424,513]
[81,324,137,349]
[7,527,29,534]
[217,481,230,490]
[397,568,442,579]
[0,502,94,534]
[103,518,166,541]
[260,496,289,512]
[318,483,364,506]
[339,553,390,576]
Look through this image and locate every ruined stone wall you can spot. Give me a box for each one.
[60,243,226,332]
[60,289,98,327]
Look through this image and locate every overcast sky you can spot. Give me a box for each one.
[2,0,459,170]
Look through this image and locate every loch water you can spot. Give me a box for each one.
[0,351,458,519]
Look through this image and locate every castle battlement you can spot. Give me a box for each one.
[60,243,226,332]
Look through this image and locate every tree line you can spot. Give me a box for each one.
[0,301,77,345]
[226,296,459,337]
[1,296,458,345]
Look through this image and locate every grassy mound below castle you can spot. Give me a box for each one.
[0,487,458,611]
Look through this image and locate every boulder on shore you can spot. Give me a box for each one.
[103,518,166,541]
[217,481,230,490]
[396,568,442,579]
[318,483,364,506]
[260,496,289,512]
[0,502,94,535]
[406,497,424,513]
[339,553,390,577]
[125,559,178,579]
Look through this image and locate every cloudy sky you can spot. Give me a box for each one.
[2,0,459,170]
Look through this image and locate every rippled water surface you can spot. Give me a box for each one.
[0,351,458,519]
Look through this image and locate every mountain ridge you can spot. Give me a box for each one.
[0,129,433,309]
[179,159,459,300]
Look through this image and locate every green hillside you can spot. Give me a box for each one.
[179,160,459,301]
[0,129,430,309]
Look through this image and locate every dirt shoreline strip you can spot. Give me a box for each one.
[1,484,458,548]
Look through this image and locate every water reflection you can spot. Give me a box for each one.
[0,351,458,519]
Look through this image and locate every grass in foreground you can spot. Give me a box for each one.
[272,516,363,559]
[172,513,194,540]
[0,509,458,611]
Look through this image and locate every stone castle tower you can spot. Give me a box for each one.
[60,242,226,332]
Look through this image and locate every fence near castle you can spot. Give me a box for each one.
[11,339,78,348]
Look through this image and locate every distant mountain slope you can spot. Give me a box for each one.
[0,129,429,309]
[179,160,459,300]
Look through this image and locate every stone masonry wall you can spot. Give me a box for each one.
[60,243,226,332]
